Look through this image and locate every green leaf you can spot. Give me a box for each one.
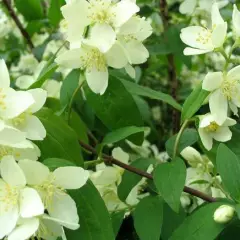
[134,196,163,240]
[48,0,65,27]
[26,19,47,36]
[165,128,199,158]
[15,0,44,21]
[217,144,240,202]
[169,202,226,240]
[181,83,209,123]
[161,203,186,240]
[60,70,81,107]
[119,79,182,111]
[102,126,145,145]
[66,181,115,240]
[118,158,155,202]
[84,79,144,145]
[43,158,75,171]
[111,211,125,237]
[226,124,240,159]
[153,157,186,212]
[36,108,84,166]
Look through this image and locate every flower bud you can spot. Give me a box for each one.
[180,147,203,167]
[213,205,235,224]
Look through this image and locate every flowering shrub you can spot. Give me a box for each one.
[1,0,240,239]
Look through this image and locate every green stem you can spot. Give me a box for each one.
[84,159,103,168]
[67,78,85,124]
[173,120,189,159]
[223,41,239,70]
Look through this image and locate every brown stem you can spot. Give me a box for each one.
[2,0,34,49]
[159,0,179,133]
[79,140,216,203]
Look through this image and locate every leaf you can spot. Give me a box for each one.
[217,144,240,202]
[111,211,125,237]
[43,158,75,171]
[169,202,226,240]
[161,203,186,240]
[66,181,115,240]
[226,124,240,159]
[119,79,182,111]
[118,158,155,202]
[48,0,65,27]
[102,126,145,145]
[134,196,163,240]
[84,79,144,145]
[26,19,47,37]
[153,157,186,212]
[15,0,44,21]
[181,83,209,123]
[36,108,84,166]
[165,128,199,158]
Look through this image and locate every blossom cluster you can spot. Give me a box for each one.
[56,0,152,95]
[0,60,89,240]
[180,3,240,150]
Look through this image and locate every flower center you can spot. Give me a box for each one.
[205,121,219,132]
[196,28,212,45]
[0,88,6,110]
[81,48,107,72]
[88,0,115,25]
[221,79,238,100]
[0,184,19,211]
[0,145,14,159]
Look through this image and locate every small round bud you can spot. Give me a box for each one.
[213,205,235,224]
[180,147,203,167]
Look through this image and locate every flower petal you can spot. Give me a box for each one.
[27,88,47,113]
[8,218,39,240]
[183,47,212,55]
[0,126,26,145]
[202,72,223,91]
[18,159,49,185]
[125,64,136,79]
[0,156,26,187]
[213,127,232,142]
[0,59,10,88]
[179,0,197,14]
[211,2,225,27]
[211,23,227,48]
[223,117,237,127]
[227,65,240,81]
[233,4,240,37]
[85,67,108,95]
[48,193,79,230]
[15,75,35,90]
[209,89,228,125]
[20,187,44,218]
[198,128,213,151]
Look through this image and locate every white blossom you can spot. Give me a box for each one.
[214,205,235,223]
[233,4,240,38]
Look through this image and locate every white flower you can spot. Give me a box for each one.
[43,80,62,99]
[0,59,34,120]
[233,4,240,38]
[180,3,227,55]
[179,0,197,15]
[8,88,47,140]
[198,113,236,150]
[202,66,240,124]
[180,146,203,167]
[214,205,235,223]
[18,160,89,230]
[0,156,44,239]
[61,0,139,49]
[56,43,127,94]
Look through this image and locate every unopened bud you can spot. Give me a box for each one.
[213,205,235,224]
[181,147,203,167]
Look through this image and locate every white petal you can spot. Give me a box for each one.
[15,75,35,90]
[112,0,140,28]
[125,64,136,79]
[20,188,44,218]
[202,72,223,91]
[0,126,26,145]
[229,101,239,116]
[213,127,232,142]
[85,67,108,95]
[198,128,213,151]
[183,47,212,55]
[84,24,116,53]
[17,115,46,141]
[179,0,197,14]
[53,167,89,189]
[233,5,240,37]
[180,26,213,50]
[199,113,215,128]
[223,117,237,127]
[227,65,240,81]
[0,59,10,88]
[0,156,26,187]
[211,23,227,48]
[27,88,47,113]
[211,2,225,26]
[18,160,49,185]
[0,206,18,239]
[8,218,39,240]
[55,48,86,69]
[209,89,228,125]
[48,193,79,230]
[13,143,41,161]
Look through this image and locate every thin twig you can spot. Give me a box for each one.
[159,0,179,133]
[79,140,217,203]
[2,0,34,49]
